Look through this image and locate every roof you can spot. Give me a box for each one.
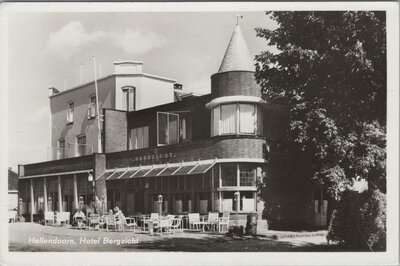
[218,24,255,73]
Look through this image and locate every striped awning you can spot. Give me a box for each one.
[102,159,216,181]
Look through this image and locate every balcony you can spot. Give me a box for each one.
[47,143,93,161]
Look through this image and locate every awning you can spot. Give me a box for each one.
[102,159,217,181]
[20,169,93,179]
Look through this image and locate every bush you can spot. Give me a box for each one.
[327,189,386,251]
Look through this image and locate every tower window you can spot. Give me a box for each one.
[212,103,261,136]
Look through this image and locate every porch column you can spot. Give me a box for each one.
[43,177,48,212]
[57,176,62,211]
[73,174,79,210]
[30,179,34,222]
[190,176,195,212]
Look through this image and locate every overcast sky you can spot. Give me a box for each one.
[7,11,277,170]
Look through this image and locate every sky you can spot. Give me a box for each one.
[6,11,278,170]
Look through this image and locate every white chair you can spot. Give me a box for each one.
[8,211,17,223]
[88,214,100,231]
[154,218,172,236]
[219,212,230,233]
[208,212,219,232]
[44,211,55,226]
[171,217,183,234]
[150,213,159,220]
[57,212,70,226]
[124,217,138,233]
[188,213,201,230]
[105,215,117,231]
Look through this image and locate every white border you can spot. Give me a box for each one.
[0,2,398,266]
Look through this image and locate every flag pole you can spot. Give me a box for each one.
[93,56,102,153]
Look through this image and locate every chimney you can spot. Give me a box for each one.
[174,83,183,90]
[48,86,59,97]
[113,61,143,75]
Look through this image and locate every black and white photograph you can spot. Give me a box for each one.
[0,2,398,265]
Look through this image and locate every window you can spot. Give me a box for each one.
[157,112,179,146]
[67,102,74,123]
[58,139,65,148]
[88,96,96,119]
[221,163,237,186]
[76,135,86,156]
[220,104,236,134]
[129,126,149,150]
[122,87,135,111]
[212,103,262,136]
[180,117,192,142]
[77,135,86,144]
[239,163,256,186]
[239,104,255,134]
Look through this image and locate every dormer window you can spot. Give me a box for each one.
[212,103,262,136]
[122,87,135,111]
[67,102,74,124]
[87,95,96,119]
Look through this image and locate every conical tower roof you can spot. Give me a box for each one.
[218,24,255,73]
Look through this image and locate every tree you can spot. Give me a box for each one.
[255,11,386,249]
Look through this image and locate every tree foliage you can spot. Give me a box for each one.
[255,11,386,248]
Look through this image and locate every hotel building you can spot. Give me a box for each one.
[17,24,326,228]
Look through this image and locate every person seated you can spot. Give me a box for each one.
[73,209,86,229]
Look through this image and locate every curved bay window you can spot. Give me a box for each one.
[213,163,258,212]
[212,103,263,136]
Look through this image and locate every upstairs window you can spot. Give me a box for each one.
[212,103,262,136]
[67,102,74,124]
[157,112,179,146]
[88,95,96,119]
[130,126,149,150]
[58,139,65,148]
[122,87,135,111]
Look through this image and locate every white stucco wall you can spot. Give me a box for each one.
[115,74,175,111]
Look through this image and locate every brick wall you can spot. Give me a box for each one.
[104,109,128,153]
[106,137,266,169]
[211,71,261,98]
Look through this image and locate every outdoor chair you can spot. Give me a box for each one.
[88,214,100,231]
[188,213,202,230]
[8,211,17,223]
[124,217,138,233]
[208,212,219,232]
[105,215,118,231]
[150,213,159,220]
[171,217,183,234]
[56,212,70,226]
[218,212,230,233]
[154,218,172,235]
[44,211,55,226]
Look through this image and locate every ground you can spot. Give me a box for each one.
[8,223,343,252]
